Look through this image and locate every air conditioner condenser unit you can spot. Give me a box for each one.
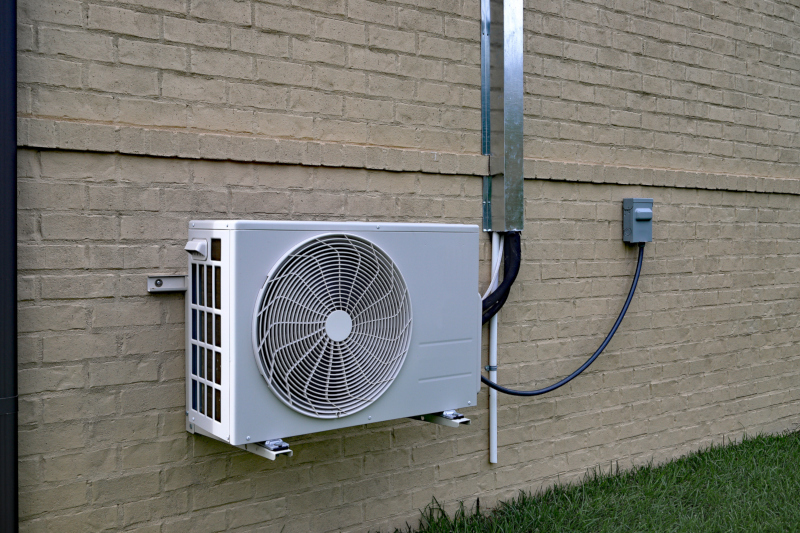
[185,221,481,453]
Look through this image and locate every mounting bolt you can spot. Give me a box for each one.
[467,401,471,405]
[185,411,188,416]
[246,436,251,441]
[191,417,195,421]
[368,416,372,420]
[155,279,163,287]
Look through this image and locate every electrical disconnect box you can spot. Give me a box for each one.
[622,198,653,243]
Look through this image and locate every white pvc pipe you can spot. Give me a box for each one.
[489,232,500,464]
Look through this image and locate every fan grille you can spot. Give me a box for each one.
[253,234,412,418]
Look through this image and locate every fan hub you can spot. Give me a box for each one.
[325,310,353,342]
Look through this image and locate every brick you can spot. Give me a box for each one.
[190,0,250,24]
[88,5,160,39]
[41,274,116,300]
[91,302,162,328]
[255,5,315,36]
[18,55,81,88]
[290,89,343,115]
[33,89,116,122]
[124,491,189,526]
[293,39,346,66]
[419,35,461,60]
[257,59,313,86]
[232,28,289,57]
[19,365,85,394]
[229,83,288,110]
[165,17,229,48]
[19,0,83,26]
[19,305,86,333]
[227,500,287,529]
[352,48,397,76]
[92,472,161,504]
[317,18,366,45]
[42,448,117,482]
[43,392,116,423]
[19,181,84,210]
[90,359,159,387]
[40,506,119,532]
[295,0,346,15]
[39,28,114,62]
[349,0,395,25]
[90,414,159,443]
[120,384,183,413]
[344,97,393,121]
[316,67,367,93]
[119,39,186,70]
[88,64,159,97]
[193,50,253,79]
[399,8,443,33]
[119,100,188,128]
[19,481,88,518]
[368,27,416,54]
[397,56,444,80]
[19,416,86,455]
[287,486,342,513]
[122,438,187,469]
[162,73,227,103]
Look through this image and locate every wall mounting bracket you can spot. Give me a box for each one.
[188,417,293,460]
[147,275,187,293]
[411,410,471,428]
[237,440,293,461]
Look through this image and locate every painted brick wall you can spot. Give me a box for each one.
[15,0,800,531]
[17,149,800,531]
[18,1,800,175]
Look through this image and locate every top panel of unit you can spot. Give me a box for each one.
[189,221,479,233]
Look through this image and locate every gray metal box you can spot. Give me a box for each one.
[622,198,653,243]
[185,221,481,445]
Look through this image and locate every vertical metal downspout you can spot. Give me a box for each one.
[0,0,18,530]
[484,0,524,232]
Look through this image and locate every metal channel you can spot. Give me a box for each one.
[485,0,524,232]
[481,0,493,231]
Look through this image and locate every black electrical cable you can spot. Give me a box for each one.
[482,243,645,396]
[482,231,521,324]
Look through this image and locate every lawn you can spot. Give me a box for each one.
[400,430,800,532]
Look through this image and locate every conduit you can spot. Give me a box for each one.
[488,233,501,464]
[0,0,18,530]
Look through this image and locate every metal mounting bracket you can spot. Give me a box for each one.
[147,275,187,293]
[238,440,293,461]
[188,419,292,460]
[411,410,471,428]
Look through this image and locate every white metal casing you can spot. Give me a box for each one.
[186,221,481,445]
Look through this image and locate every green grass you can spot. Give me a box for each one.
[400,431,800,533]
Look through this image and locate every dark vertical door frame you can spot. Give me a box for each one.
[0,0,18,530]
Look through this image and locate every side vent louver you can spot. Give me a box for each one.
[189,238,223,423]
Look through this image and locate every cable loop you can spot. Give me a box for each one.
[482,243,645,397]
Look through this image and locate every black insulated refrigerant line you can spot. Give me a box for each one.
[482,243,645,396]
[0,0,18,530]
[481,231,521,324]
